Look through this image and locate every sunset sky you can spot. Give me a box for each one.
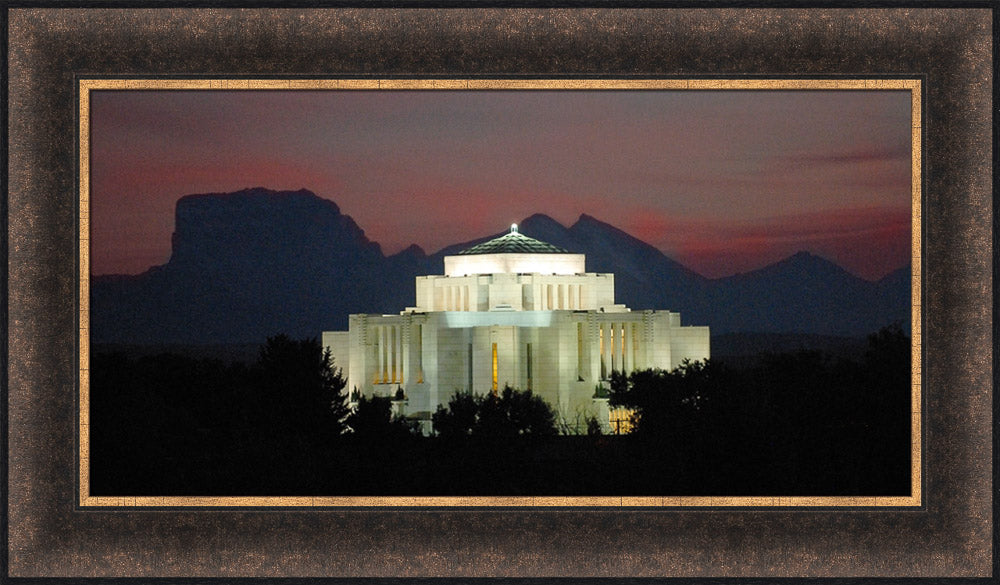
[89,89,912,280]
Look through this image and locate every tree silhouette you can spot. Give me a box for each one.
[609,360,731,438]
[432,391,479,439]
[346,394,421,440]
[254,335,350,442]
[432,386,557,438]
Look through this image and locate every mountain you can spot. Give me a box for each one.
[507,218,909,335]
[92,188,431,344]
[91,188,911,344]
[706,251,908,335]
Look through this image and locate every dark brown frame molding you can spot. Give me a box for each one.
[7,6,992,578]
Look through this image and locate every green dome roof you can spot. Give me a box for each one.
[457,224,569,255]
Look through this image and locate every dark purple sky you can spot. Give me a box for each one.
[90,89,912,280]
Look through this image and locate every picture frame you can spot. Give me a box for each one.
[6,5,992,578]
[79,76,922,508]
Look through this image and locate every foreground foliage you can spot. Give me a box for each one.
[432,386,557,439]
[90,326,911,496]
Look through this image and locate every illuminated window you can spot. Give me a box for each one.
[577,322,585,380]
[491,343,498,394]
[609,407,635,435]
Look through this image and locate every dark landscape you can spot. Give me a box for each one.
[89,327,910,497]
[89,188,912,497]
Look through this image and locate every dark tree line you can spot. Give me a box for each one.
[90,335,353,494]
[90,326,911,496]
[608,323,911,494]
[90,334,558,495]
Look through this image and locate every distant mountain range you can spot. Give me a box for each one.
[91,188,910,345]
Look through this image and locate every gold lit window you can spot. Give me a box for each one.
[491,343,498,394]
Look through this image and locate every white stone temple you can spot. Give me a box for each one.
[322,224,710,434]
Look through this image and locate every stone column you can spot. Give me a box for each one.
[599,322,608,380]
[394,324,402,383]
[621,322,629,372]
[610,323,621,372]
[379,326,387,384]
[387,324,394,383]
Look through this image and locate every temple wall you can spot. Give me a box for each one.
[324,248,710,434]
[415,272,615,312]
[445,252,585,276]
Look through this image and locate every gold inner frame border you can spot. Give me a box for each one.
[77,78,922,508]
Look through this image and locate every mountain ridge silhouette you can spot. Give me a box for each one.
[92,188,910,344]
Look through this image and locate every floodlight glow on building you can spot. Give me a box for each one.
[322,226,710,434]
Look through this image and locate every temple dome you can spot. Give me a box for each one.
[458,224,569,255]
[445,224,583,277]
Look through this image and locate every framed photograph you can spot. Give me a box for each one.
[7,6,992,579]
[79,78,921,508]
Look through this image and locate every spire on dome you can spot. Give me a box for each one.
[457,225,569,255]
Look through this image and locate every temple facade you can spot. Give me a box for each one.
[322,225,710,433]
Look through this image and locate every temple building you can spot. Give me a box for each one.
[322,225,710,434]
